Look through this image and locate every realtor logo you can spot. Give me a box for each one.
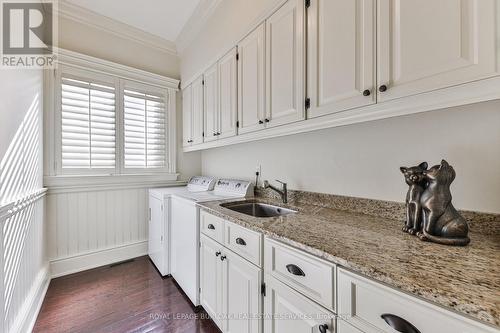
[1,0,57,68]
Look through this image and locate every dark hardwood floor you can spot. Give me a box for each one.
[33,256,220,333]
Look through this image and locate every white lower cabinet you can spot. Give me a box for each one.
[200,234,223,329]
[223,248,262,333]
[337,321,363,333]
[200,233,262,333]
[337,268,499,333]
[263,275,335,333]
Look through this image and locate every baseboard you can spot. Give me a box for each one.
[10,265,50,333]
[50,241,148,278]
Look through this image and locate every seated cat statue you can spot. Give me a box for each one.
[418,160,470,246]
[400,162,428,235]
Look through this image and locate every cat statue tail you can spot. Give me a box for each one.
[421,230,471,246]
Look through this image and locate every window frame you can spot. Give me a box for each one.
[48,51,178,180]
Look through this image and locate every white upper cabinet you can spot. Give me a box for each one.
[204,63,219,142]
[182,85,193,147]
[265,0,305,127]
[238,23,266,134]
[191,76,205,144]
[307,0,376,118]
[377,0,499,101]
[218,47,238,139]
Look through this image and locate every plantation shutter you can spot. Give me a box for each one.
[123,88,167,169]
[61,77,116,169]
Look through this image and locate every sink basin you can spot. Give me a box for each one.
[221,202,297,218]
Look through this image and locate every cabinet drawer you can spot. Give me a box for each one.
[264,275,336,333]
[200,211,225,243]
[338,268,498,333]
[264,238,336,311]
[224,220,262,267]
[337,321,363,333]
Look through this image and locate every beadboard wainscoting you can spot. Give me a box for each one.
[46,185,166,278]
[0,190,49,333]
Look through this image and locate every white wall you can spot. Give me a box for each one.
[201,100,500,213]
[0,70,49,332]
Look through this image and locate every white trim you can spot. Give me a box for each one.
[50,241,148,278]
[44,174,184,193]
[0,189,48,221]
[184,75,500,152]
[56,48,179,89]
[56,1,178,56]
[179,0,289,89]
[14,266,50,333]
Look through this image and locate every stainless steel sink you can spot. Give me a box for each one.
[220,202,297,218]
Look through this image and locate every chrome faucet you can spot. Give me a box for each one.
[263,180,288,204]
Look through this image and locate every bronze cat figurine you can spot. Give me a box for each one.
[400,162,428,235]
[418,160,470,246]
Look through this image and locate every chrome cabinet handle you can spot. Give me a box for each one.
[215,251,221,257]
[207,224,215,230]
[363,89,371,96]
[379,84,388,92]
[220,255,226,261]
[236,237,246,246]
[381,314,421,333]
[286,264,305,276]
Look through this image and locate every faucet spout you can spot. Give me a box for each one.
[263,180,288,204]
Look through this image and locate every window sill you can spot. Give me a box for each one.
[44,173,184,193]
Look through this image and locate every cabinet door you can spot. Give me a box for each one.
[218,47,238,139]
[307,0,376,118]
[200,235,223,330]
[378,0,498,101]
[204,63,219,142]
[265,0,305,127]
[222,249,262,333]
[238,23,266,134]
[148,195,164,274]
[191,76,205,144]
[182,86,192,147]
[264,276,335,333]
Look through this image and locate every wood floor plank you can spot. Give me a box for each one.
[33,256,221,333]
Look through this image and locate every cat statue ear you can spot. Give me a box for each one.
[400,167,408,173]
[419,162,428,170]
[440,159,449,168]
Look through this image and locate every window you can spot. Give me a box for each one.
[124,88,167,169]
[61,77,116,169]
[54,63,176,177]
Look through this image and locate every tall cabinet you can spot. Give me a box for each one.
[307,0,376,118]
[237,23,266,134]
[182,76,204,146]
[218,47,238,139]
[265,0,305,127]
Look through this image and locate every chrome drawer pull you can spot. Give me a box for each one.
[236,237,246,246]
[318,324,328,333]
[286,264,305,276]
[207,224,215,230]
[381,314,421,333]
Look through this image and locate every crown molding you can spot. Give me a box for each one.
[56,1,178,56]
[175,0,224,55]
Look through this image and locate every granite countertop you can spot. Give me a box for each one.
[197,197,500,328]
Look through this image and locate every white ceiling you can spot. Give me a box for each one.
[65,0,201,42]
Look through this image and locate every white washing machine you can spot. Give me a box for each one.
[170,179,254,306]
[148,176,216,277]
